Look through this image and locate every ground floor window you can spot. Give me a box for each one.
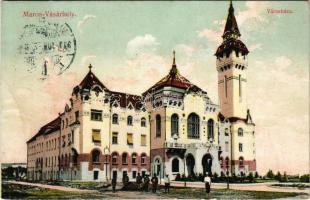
[172,158,179,172]
[132,171,137,178]
[93,171,99,180]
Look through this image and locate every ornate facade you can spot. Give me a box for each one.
[27,2,256,182]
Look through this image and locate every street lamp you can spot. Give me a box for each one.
[226,167,230,189]
[104,146,110,183]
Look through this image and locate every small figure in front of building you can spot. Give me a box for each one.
[164,174,170,193]
[204,172,211,199]
[123,172,129,188]
[112,176,117,193]
[136,172,142,190]
[151,173,158,193]
[143,173,150,192]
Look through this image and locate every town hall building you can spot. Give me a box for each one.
[26,1,256,182]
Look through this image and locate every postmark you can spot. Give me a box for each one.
[18,17,76,77]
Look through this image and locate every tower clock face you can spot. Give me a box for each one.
[18,18,77,76]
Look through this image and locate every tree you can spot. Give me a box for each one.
[282,172,288,182]
[275,171,282,181]
[254,172,259,178]
[266,169,274,179]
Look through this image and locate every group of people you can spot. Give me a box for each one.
[111,172,212,198]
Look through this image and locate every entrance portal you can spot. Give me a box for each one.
[186,154,195,176]
[202,154,212,175]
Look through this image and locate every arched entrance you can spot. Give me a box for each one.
[154,158,161,176]
[186,154,195,176]
[202,154,212,175]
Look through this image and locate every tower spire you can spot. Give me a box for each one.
[222,0,240,39]
[170,50,178,78]
[172,50,176,66]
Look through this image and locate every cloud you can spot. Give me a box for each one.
[126,34,159,57]
[80,55,97,67]
[248,43,262,52]
[197,28,222,44]
[77,15,96,33]
[236,2,269,28]
[197,2,270,44]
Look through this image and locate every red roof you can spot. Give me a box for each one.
[27,117,61,143]
[78,69,109,92]
[143,64,203,95]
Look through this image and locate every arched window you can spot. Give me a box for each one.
[127,116,133,126]
[207,119,214,140]
[141,117,146,127]
[238,128,243,136]
[112,152,118,165]
[141,153,147,165]
[171,114,179,136]
[239,157,244,167]
[187,113,200,139]
[92,150,100,163]
[122,153,128,164]
[132,153,137,165]
[156,115,161,137]
[112,114,118,124]
[172,158,179,172]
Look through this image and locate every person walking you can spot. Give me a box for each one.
[151,173,158,193]
[136,173,142,190]
[204,172,211,199]
[143,173,150,192]
[164,174,170,193]
[111,176,117,193]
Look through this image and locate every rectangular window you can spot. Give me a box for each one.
[132,171,137,179]
[127,133,133,145]
[141,135,146,146]
[239,143,243,152]
[112,132,118,144]
[239,74,242,98]
[75,111,79,121]
[92,129,101,143]
[91,109,102,121]
[68,134,71,145]
[225,141,229,152]
[71,132,74,144]
[224,75,227,98]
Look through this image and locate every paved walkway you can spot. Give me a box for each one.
[6,181,94,193]
[167,181,310,194]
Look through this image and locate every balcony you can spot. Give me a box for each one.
[164,141,186,149]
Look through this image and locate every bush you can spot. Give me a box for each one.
[300,174,310,183]
[175,173,181,181]
[248,172,254,183]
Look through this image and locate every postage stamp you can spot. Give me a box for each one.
[17,17,76,77]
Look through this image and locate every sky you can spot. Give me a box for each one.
[0,1,309,175]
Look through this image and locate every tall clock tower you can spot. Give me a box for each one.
[216,1,249,119]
